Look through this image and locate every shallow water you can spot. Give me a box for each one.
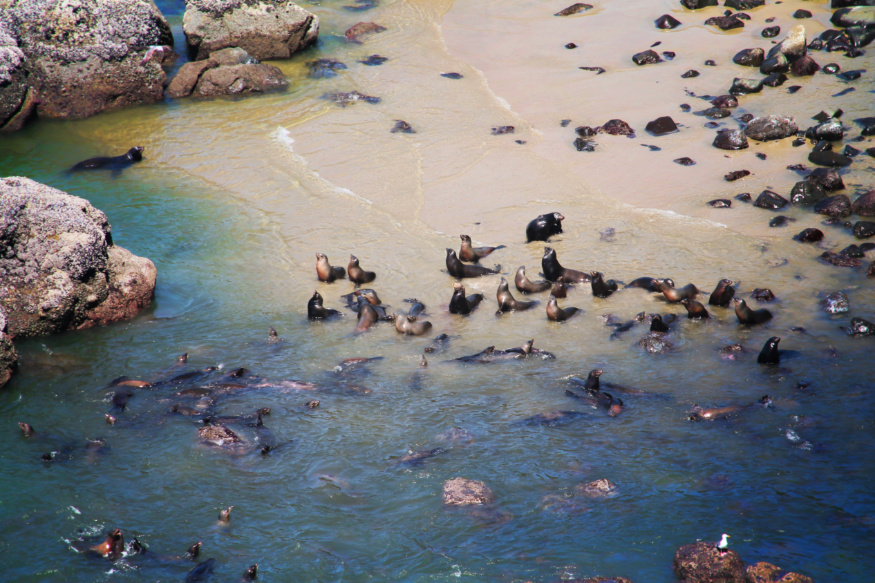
[1,0,874,581]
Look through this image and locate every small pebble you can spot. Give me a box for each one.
[566,43,578,49]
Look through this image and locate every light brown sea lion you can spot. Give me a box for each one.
[316,253,346,282]
[446,249,500,278]
[80,528,124,560]
[734,298,773,324]
[354,295,380,333]
[459,234,506,263]
[218,506,233,524]
[449,282,484,314]
[656,279,699,303]
[394,313,433,335]
[496,277,538,312]
[546,294,580,321]
[680,298,710,319]
[348,255,376,285]
[514,265,551,294]
[542,247,590,283]
[551,276,570,298]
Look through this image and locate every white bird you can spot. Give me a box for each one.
[717,533,730,553]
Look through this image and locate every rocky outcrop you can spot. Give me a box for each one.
[0,177,156,337]
[0,0,173,123]
[746,561,813,583]
[0,308,17,388]
[673,541,746,583]
[166,47,286,98]
[183,0,319,61]
[0,22,35,132]
[442,478,494,506]
[853,189,875,216]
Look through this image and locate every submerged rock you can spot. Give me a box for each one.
[708,199,732,208]
[821,252,861,267]
[724,170,750,181]
[846,316,875,336]
[0,177,156,337]
[807,168,845,192]
[746,562,813,583]
[442,477,494,506]
[673,541,746,583]
[345,22,386,43]
[814,195,852,218]
[711,95,738,109]
[853,189,875,216]
[822,292,850,314]
[853,221,875,239]
[809,150,852,167]
[793,228,823,242]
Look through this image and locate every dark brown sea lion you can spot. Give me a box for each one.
[709,279,736,306]
[542,247,590,283]
[308,290,341,319]
[70,147,144,173]
[757,336,781,364]
[496,277,538,312]
[347,255,376,285]
[342,288,382,310]
[354,295,380,333]
[649,314,671,332]
[446,249,500,278]
[503,338,555,359]
[546,294,580,321]
[18,421,35,437]
[734,298,773,324]
[424,333,452,353]
[514,266,552,293]
[526,212,565,242]
[405,298,426,318]
[590,271,618,298]
[608,311,646,340]
[242,564,259,581]
[655,279,699,303]
[680,298,710,319]
[74,528,125,559]
[186,558,216,582]
[449,282,484,314]
[551,276,570,298]
[316,253,346,282]
[394,314,433,335]
[459,234,506,263]
[626,277,674,292]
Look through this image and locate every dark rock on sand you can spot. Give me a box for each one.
[808,168,845,192]
[853,189,875,216]
[770,216,794,227]
[706,15,744,30]
[708,199,732,208]
[673,541,746,583]
[738,113,755,123]
[831,7,875,29]
[645,116,678,135]
[704,122,720,128]
[681,0,718,8]
[555,3,593,16]
[711,95,738,108]
[657,15,682,29]
[809,150,852,167]
[725,170,750,181]
[574,138,596,152]
[633,50,662,66]
[579,66,607,74]
[441,72,463,79]
[576,126,597,137]
[391,120,415,134]
[681,69,700,78]
[734,48,764,67]
[790,180,826,204]
[674,157,696,166]
[345,22,386,43]
[736,192,752,202]
[491,125,515,135]
[794,10,813,19]
[730,78,763,94]
[794,228,824,242]
[843,145,861,158]
[791,55,820,76]
[0,309,17,388]
[814,195,852,217]
[823,63,842,74]
[760,54,790,74]
[600,119,634,136]
[183,0,318,61]
[754,190,789,210]
[763,73,789,87]
[702,107,731,118]
[0,177,156,337]
[745,115,798,141]
[853,221,875,239]
[820,251,861,267]
[806,119,844,141]
[566,43,578,49]
[838,69,863,81]
[763,26,781,38]
[713,129,749,150]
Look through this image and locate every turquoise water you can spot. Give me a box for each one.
[2,0,875,581]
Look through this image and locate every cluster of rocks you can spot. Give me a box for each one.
[674,541,813,583]
[0,177,158,387]
[0,0,320,131]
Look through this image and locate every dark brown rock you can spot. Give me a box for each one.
[790,180,826,204]
[734,48,764,66]
[656,14,682,29]
[713,129,749,150]
[730,78,763,94]
[754,190,788,210]
[599,119,634,136]
[681,69,700,78]
[809,150,852,167]
[793,9,813,19]
[711,95,738,108]
[673,541,746,583]
[751,288,776,301]
[746,561,813,583]
[793,228,824,242]
[853,221,875,239]
[681,0,718,8]
[763,25,781,38]
[645,116,678,135]
[760,54,789,74]
[344,22,386,43]
[820,251,861,267]
[708,199,732,208]
[726,0,763,9]
[807,168,845,192]
[852,189,875,215]
[674,157,696,165]
[706,15,744,30]
[632,50,662,66]
[814,194,852,217]
[724,170,750,181]
[869,260,875,278]
[791,55,820,76]
[831,6,875,28]
[555,3,593,16]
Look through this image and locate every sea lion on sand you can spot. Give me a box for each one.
[316,253,346,282]
[551,276,570,298]
[459,234,506,263]
[626,277,674,292]
[709,279,736,306]
[526,212,565,242]
[449,282,484,314]
[734,298,773,324]
[546,294,580,321]
[590,271,618,298]
[655,279,699,303]
[308,290,341,319]
[680,298,710,319]
[757,336,782,364]
[515,266,552,293]
[496,278,538,312]
[70,147,144,173]
[394,313,433,335]
[348,255,376,285]
[446,249,500,278]
[542,247,590,283]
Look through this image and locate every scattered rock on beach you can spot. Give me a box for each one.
[760,54,789,75]
[599,119,634,136]
[730,78,763,95]
[555,3,593,16]
[794,228,823,242]
[831,7,875,29]
[754,190,788,210]
[632,50,662,66]
[822,292,850,314]
[674,157,696,166]
[852,189,875,216]
[681,0,718,9]
[656,15,682,29]
[791,55,820,76]
[790,181,826,205]
[344,21,386,43]
[708,199,732,208]
[734,48,764,67]
[745,115,798,141]
[768,25,807,63]
[726,0,763,9]
[808,150,852,167]
[711,95,738,109]
[808,168,845,192]
[713,129,749,150]
[762,26,780,38]
[681,69,700,78]
[853,221,875,239]
[725,170,750,181]
[645,116,678,135]
[814,195,852,218]
[706,15,744,30]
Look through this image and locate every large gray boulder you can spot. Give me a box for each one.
[0,308,17,388]
[767,24,807,62]
[0,21,35,132]
[0,177,156,337]
[183,0,319,61]
[0,0,174,122]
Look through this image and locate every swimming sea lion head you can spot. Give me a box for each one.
[127,146,144,161]
[18,422,34,436]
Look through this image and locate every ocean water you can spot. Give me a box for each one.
[1,0,874,581]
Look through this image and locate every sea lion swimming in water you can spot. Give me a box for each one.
[70,147,144,173]
[626,277,674,292]
[394,313,433,335]
[607,312,646,340]
[515,266,552,294]
[526,212,565,242]
[757,336,782,364]
[308,290,342,319]
[649,314,671,332]
[18,421,35,437]
[655,279,699,303]
[316,253,346,283]
[347,255,376,285]
[734,298,773,325]
[342,288,382,310]
[449,282,484,314]
[71,527,125,559]
[542,247,590,283]
[546,294,580,321]
[496,277,538,313]
[404,298,426,318]
[354,295,380,333]
[446,249,500,278]
[709,279,736,306]
[459,234,506,263]
[680,298,710,319]
[551,276,570,298]
[590,271,618,298]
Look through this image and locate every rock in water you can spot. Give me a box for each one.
[168,48,287,98]
[733,48,764,67]
[746,561,814,583]
[814,195,852,218]
[854,221,875,239]
[753,190,788,210]
[183,0,319,61]
[730,78,764,95]
[822,292,850,314]
[846,317,875,336]
[793,228,823,242]
[673,541,746,583]
[0,177,156,337]
[852,189,875,216]
[790,181,826,205]
[442,478,494,506]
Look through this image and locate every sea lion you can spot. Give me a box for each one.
[424,333,452,353]
[347,255,376,285]
[446,249,500,278]
[18,421,35,437]
[78,528,125,560]
[70,146,144,173]
[709,279,736,306]
[734,298,773,324]
[689,404,746,421]
[626,277,674,292]
[316,253,346,282]
[542,247,590,283]
[199,419,240,446]
[218,505,233,524]
[342,288,382,310]
[655,279,699,303]
[308,290,341,319]
[496,277,538,312]
[608,312,646,339]
[459,234,506,263]
[757,336,781,364]
[503,338,556,359]
[449,282,484,314]
[242,565,259,581]
[395,447,446,467]
[186,558,216,583]
[649,314,671,332]
[268,327,282,343]
[394,313,433,335]
[546,294,580,321]
[590,271,618,298]
[514,266,552,293]
[526,212,565,242]
[551,276,570,298]
[404,298,426,318]
[680,298,710,319]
